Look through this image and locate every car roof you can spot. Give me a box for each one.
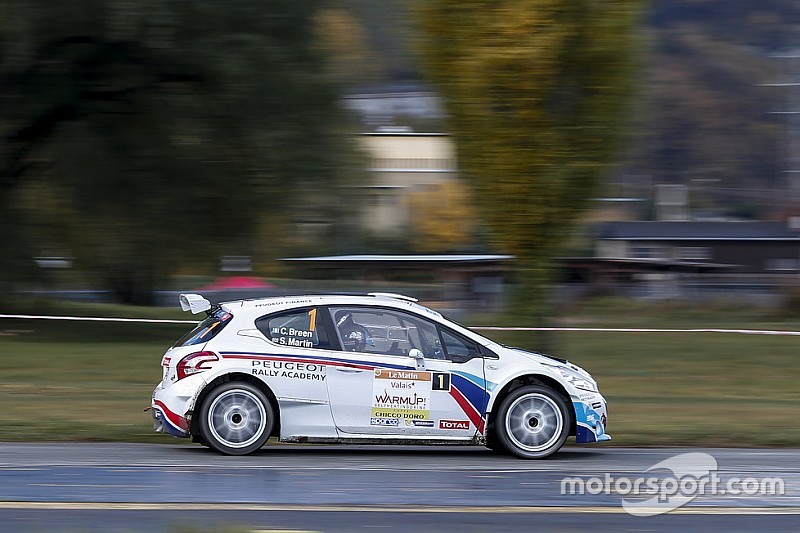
[218,293,444,321]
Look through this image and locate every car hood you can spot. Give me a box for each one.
[502,345,594,380]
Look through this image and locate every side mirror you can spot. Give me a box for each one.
[408,348,424,360]
[408,348,425,370]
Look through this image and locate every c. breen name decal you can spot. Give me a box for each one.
[251,360,326,381]
[270,325,315,348]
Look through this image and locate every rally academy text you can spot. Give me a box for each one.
[251,360,326,381]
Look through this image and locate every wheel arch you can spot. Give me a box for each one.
[189,372,281,441]
[486,374,576,438]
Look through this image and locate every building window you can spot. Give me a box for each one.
[630,245,666,260]
[369,158,456,172]
[765,258,799,272]
[679,247,712,261]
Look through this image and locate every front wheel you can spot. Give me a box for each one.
[198,382,274,455]
[495,385,570,459]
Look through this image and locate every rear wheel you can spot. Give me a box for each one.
[198,381,274,455]
[495,385,570,459]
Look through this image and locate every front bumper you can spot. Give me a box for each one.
[572,392,611,444]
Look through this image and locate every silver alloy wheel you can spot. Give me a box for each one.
[207,388,268,449]
[503,392,564,453]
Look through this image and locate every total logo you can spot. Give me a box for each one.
[439,419,470,430]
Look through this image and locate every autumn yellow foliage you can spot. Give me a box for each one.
[418,0,645,318]
[408,180,476,252]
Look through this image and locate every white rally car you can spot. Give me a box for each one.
[151,293,610,458]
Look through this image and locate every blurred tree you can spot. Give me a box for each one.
[408,180,475,253]
[314,5,388,86]
[418,0,645,326]
[0,0,353,304]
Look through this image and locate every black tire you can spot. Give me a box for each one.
[494,385,570,459]
[198,381,274,455]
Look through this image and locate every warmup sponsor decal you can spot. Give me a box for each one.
[439,419,470,430]
[371,368,431,421]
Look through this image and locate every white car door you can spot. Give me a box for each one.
[420,328,490,436]
[325,306,487,438]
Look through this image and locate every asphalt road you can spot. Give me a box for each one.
[1,443,798,532]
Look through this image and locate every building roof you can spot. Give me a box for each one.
[282,254,514,265]
[598,221,800,241]
[560,257,734,273]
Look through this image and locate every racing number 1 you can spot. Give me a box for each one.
[308,308,317,331]
[432,372,451,391]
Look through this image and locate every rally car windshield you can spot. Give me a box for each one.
[173,308,232,347]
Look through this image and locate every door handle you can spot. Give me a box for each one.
[335,366,364,373]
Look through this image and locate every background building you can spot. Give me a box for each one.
[358,130,457,238]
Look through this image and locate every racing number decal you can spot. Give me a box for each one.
[308,308,317,331]
[432,372,451,392]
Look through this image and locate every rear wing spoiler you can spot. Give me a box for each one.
[179,293,211,314]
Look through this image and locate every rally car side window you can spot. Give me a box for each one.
[440,328,482,363]
[255,308,331,350]
[329,306,444,358]
[173,308,232,347]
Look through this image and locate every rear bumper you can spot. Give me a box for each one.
[151,400,190,438]
[151,377,202,439]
